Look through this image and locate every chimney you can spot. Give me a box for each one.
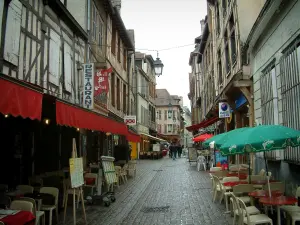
[200,19,205,34]
[111,0,121,14]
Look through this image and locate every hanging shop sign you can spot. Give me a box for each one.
[94,67,113,108]
[218,102,230,118]
[83,63,94,109]
[124,115,136,126]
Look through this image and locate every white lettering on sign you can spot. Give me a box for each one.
[124,116,136,126]
[83,63,94,109]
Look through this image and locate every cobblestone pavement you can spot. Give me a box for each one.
[63,157,232,225]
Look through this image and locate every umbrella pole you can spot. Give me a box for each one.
[248,153,251,183]
[264,152,271,197]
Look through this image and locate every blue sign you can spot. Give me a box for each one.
[235,94,247,109]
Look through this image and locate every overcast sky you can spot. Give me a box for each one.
[120,0,207,108]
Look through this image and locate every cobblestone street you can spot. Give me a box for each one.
[63,157,232,225]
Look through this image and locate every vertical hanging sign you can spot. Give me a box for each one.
[94,67,113,108]
[83,63,94,109]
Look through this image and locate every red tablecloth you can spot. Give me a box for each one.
[248,190,282,198]
[226,173,247,180]
[0,211,35,225]
[223,181,248,187]
[259,196,297,206]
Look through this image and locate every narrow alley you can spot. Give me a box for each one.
[63,158,231,225]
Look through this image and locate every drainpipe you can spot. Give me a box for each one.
[135,66,139,159]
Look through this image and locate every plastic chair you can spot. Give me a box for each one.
[127,160,137,177]
[238,198,273,225]
[212,175,222,202]
[263,182,285,193]
[281,186,300,224]
[232,184,253,205]
[20,197,45,225]
[16,185,34,194]
[40,187,59,225]
[84,173,98,195]
[231,193,260,225]
[10,200,33,212]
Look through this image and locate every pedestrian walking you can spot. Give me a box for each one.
[169,143,177,160]
[177,145,183,158]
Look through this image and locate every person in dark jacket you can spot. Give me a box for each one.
[169,143,177,160]
[177,145,183,158]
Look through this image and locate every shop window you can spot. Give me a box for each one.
[281,37,300,163]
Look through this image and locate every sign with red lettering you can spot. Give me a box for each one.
[124,116,136,126]
[94,67,113,108]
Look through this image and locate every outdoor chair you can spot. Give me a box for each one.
[16,185,34,194]
[231,193,260,225]
[238,198,273,225]
[40,187,59,225]
[230,184,253,215]
[20,197,45,225]
[280,186,300,224]
[10,200,33,212]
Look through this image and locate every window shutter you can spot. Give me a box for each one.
[4,0,22,66]
[49,30,60,86]
[64,43,73,92]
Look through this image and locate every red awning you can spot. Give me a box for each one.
[56,100,128,135]
[193,133,213,142]
[127,131,141,143]
[186,116,220,132]
[0,79,43,120]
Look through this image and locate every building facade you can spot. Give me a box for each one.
[156,89,183,143]
[134,52,157,152]
[0,0,140,184]
[245,0,300,192]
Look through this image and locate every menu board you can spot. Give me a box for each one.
[69,157,84,188]
[188,147,197,162]
[101,156,118,185]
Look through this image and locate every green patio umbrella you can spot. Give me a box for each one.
[219,125,300,196]
[203,127,249,149]
[219,125,300,156]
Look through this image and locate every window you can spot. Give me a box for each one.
[164,110,167,120]
[164,124,167,134]
[218,50,222,85]
[123,84,126,112]
[157,124,161,133]
[173,110,176,120]
[222,0,227,18]
[123,49,127,71]
[130,99,134,114]
[111,73,115,106]
[216,2,220,36]
[281,38,300,163]
[117,78,120,110]
[158,110,161,120]
[64,42,73,93]
[111,23,116,54]
[92,3,97,41]
[260,64,279,160]
[117,38,121,62]
[168,109,172,119]
[229,15,236,64]
[98,15,104,47]
[168,124,172,133]
[224,31,230,74]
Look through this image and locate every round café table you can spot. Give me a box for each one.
[259,196,297,225]
[249,190,282,198]
[223,181,248,187]
[0,211,35,225]
[226,173,248,180]
[251,180,278,185]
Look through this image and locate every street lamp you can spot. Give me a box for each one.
[153,52,164,77]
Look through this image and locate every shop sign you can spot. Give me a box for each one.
[94,67,113,108]
[83,63,94,109]
[218,102,230,118]
[124,115,136,126]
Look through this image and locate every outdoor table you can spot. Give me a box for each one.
[0,210,35,225]
[24,193,54,211]
[259,196,297,225]
[251,180,278,185]
[226,173,247,180]
[6,190,24,199]
[248,190,282,198]
[223,181,248,187]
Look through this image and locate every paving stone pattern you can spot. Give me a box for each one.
[62,158,232,225]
